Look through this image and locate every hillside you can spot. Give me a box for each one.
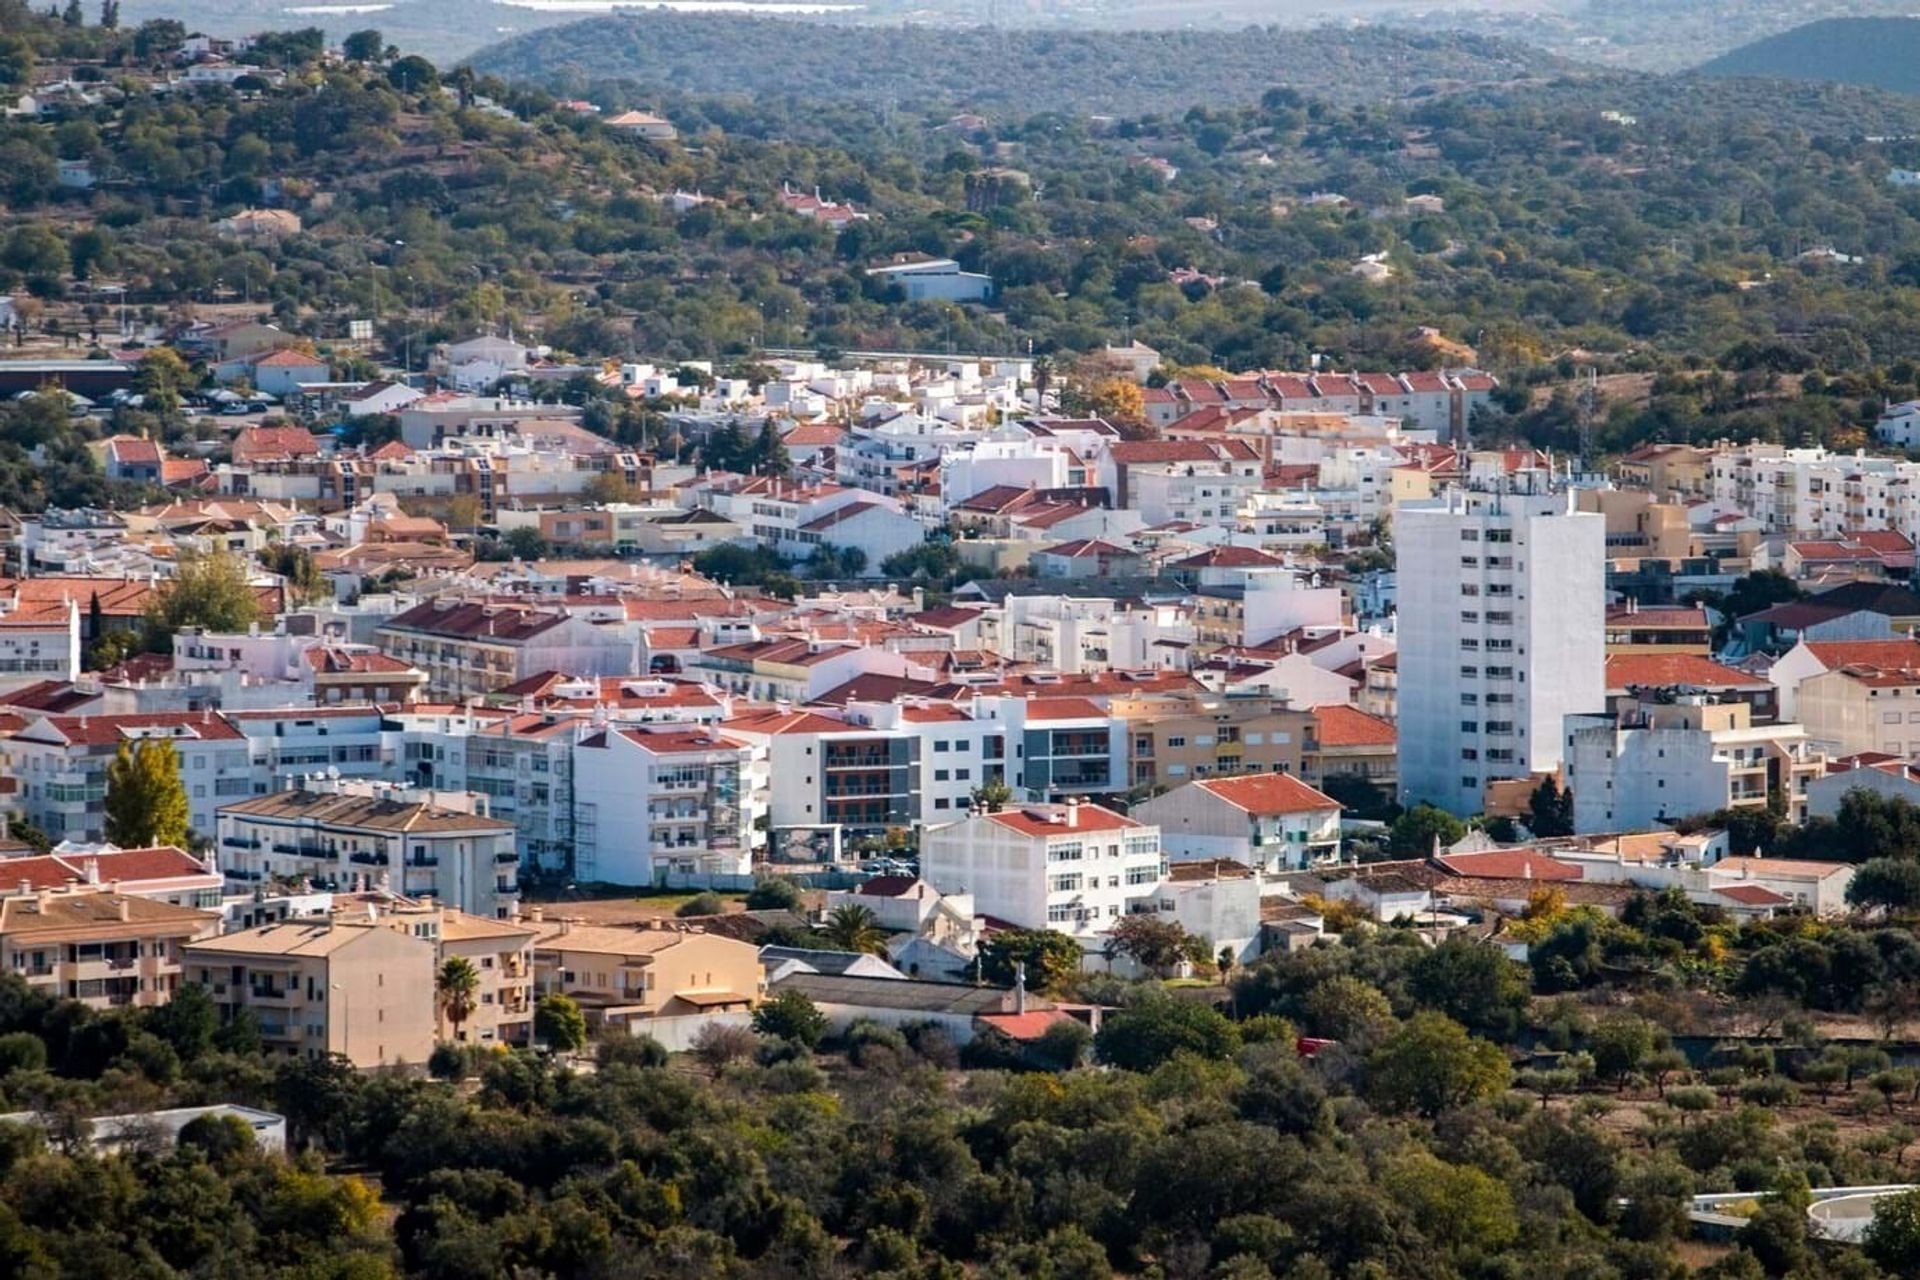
[466,14,1569,115]
[1698,16,1920,94]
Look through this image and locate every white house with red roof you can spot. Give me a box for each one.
[7,711,251,842]
[0,844,224,908]
[1767,636,1920,720]
[1131,771,1342,873]
[921,799,1165,937]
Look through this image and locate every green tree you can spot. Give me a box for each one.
[1407,936,1530,1038]
[436,956,480,1043]
[386,55,438,93]
[133,348,192,415]
[534,993,587,1053]
[822,904,888,955]
[1093,997,1241,1071]
[1865,1187,1920,1275]
[503,527,549,560]
[1588,1014,1656,1088]
[1366,1012,1510,1116]
[145,548,263,650]
[1301,974,1396,1043]
[1381,1150,1519,1249]
[744,877,802,911]
[342,29,385,62]
[971,778,1013,812]
[103,738,189,848]
[1527,776,1575,836]
[1103,914,1203,978]
[753,990,827,1048]
[674,892,726,918]
[1388,803,1466,856]
[1848,857,1920,911]
[977,928,1083,993]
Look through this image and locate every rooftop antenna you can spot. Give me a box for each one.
[1576,365,1599,474]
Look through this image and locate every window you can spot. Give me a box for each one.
[1461,721,1478,732]
[1486,529,1512,543]
[1460,611,1479,624]
[1460,529,1480,541]
[934,769,950,781]
[1460,556,1479,568]
[934,798,949,809]
[1460,693,1479,706]
[1049,841,1084,862]
[1460,666,1478,678]
[1048,873,1082,892]
[1462,776,1479,790]
[956,768,970,781]
[934,740,949,752]
[1167,736,1186,748]
[1461,748,1478,761]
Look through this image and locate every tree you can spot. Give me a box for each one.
[1366,1012,1510,1116]
[1588,1014,1656,1089]
[971,778,1013,812]
[1407,936,1530,1038]
[674,892,726,918]
[1851,857,1920,912]
[822,904,888,955]
[745,877,802,911]
[1388,803,1466,856]
[1301,974,1395,1043]
[342,29,385,62]
[145,548,263,650]
[1381,1150,1518,1250]
[386,55,439,93]
[133,348,191,415]
[1103,915,1202,978]
[753,990,826,1048]
[103,739,189,849]
[1093,997,1241,1071]
[1527,776,1575,837]
[1865,1187,1920,1276]
[436,957,480,1043]
[690,1022,759,1075]
[534,994,587,1053]
[503,527,549,560]
[977,928,1083,993]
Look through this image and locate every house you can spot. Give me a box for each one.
[1303,703,1397,792]
[866,257,994,304]
[822,876,977,954]
[605,110,676,141]
[184,918,438,1068]
[0,888,218,1010]
[431,908,538,1046]
[1706,857,1854,916]
[231,425,323,466]
[760,945,908,982]
[1132,772,1342,873]
[1135,859,1265,963]
[216,209,303,243]
[1319,861,1442,922]
[1807,756,1920,820]
[374,598,635,698]
[528,916,764,1042]
[1767,637,1920,720]
[1798,658,1920,759]
[779,183,869,228]
[0,1104,286,1154]
[0,844,223,908]
[920,800,1164,939]
[215,784,520,920]
[339,380,424,418]
[102,435,165,485]
[7,710,254,841]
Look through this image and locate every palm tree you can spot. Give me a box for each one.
[436,956,480,1043]
[823,904,888,956]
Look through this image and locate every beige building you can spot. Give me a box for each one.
[1604,603,1714,655]
[1576,488,1692,561]
[1112,692,1315,790]
[529,915,764,1034]
[1799,660,1920,759]
[0,889,217,1010]
[438,910,538,1046]
[184,919,437,1068]
[1616,443,1713,500]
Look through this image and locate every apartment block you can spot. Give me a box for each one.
[216,785,520,919]
[0,889,216,1010]
[528,915,764,1034]
[571,725,758,883]
[185,919,437,1068]
[1397,471,1605,815]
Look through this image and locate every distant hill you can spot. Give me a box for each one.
[467,14,1567,115]
[1698,17,1920,95]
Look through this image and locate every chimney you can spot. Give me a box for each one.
[118,897,130,922]
[1065,798,1079,828]
[528,905,544,923]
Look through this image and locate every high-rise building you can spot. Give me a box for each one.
[1396,468,1605,815]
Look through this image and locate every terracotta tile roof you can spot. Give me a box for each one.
[1021,697,1108,721]
[720,709,852,736]
[1805,639,1920,669]
[1433,849,1582,881]
[251,348,326,369]
[1175,546,1285,568]
[304,647,417,676]
[1311,704,1396,748]
[381,599,567,644]
[615,726,747,755]
[1108,440,1261,464]
[0,846,212,891]
[854,875,920,898]
[985,803,1138,837]
[1605,605,1710,628]
[18,711,244,747]
[1195,772,1340,815]
[105,435,162,465]
[1713,883,1793,906]
[907,605,985,630]
[1605,654,1770,691]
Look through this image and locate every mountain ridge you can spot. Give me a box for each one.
[1698,16,1920,96]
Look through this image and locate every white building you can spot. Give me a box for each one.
[570,725,758,882]
[920,800,1165,938]
[0,599,80,690]
[1396,470,1605,814]
[1563,696,1826,833]
[1131,772,1342,873]
[866,258,994,303]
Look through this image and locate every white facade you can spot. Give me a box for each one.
[570,726,759,882]
[0,602,80,689]
[919,801,1164,938]
[1396,474,1605,814]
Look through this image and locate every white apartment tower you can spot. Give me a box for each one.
[1396,469,1605,815]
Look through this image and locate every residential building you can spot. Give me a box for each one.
[0,889,216,1009]
[7,711,253,841]
[184,919,437,1067]
[1112,690,1317,789]
[1396,470,1605,814]
[0,844,223,908]
[374,598,634,699]
[216,784,520,919]
[1302,703,1398,791]
[1132,772,1342,872]
[1603,603,1713,654]
[1564,695,1827,833]
[1798,659,1920,758]
[434,909,538,1046]
[1767,637,1920,721]
[919,800,1165,938]
[528,915,764,1036]
[571,725,757,882]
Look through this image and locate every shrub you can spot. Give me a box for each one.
[753,991,827,1048]
[691,1022,760,1074]
[675,892,727,918]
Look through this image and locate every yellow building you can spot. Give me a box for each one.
[529,915,764,1034]
[1616,443,1712,500]
[0,890,217,1011]
[439,911,538,1046]
[1111,692,1315,790]
[184,919,437,1068]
